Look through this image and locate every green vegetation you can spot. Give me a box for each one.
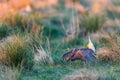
[0,35,34,69]
[1,1,120,80]
[0,24,9,39]
[80,15,105,33]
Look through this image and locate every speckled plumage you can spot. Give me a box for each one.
[62,48,96,64]
[63,36,96,64]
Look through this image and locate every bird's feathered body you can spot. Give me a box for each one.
[62,36,96,64]
[63,48,96,64]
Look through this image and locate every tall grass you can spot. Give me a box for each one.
[0,35,34,69]
[34,46,54,65]
[80,15,105,34]
[65,9,80,42]
[65,10,105,43]
[96,32,120,61]
[0,66,21,80]
[2,13,44,35]
[0,24,9,39]
[29,34,54,65]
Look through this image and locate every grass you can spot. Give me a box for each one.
[79,14,105,34]
[0,35,34,69]
[1,1,120,80]
[20,61,120,80]
[0,24,9,39]
[96,32,120,62]
[62,66,116,80]
[0,66,21,80]
[34,46,54,65]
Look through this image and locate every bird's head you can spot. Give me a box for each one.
[66,55,77,61]
[63,50,78,62]
[63,50,84,62]
[65,53,76,62]
[87,36,95,52]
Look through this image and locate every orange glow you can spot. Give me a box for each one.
[0,2,9,13]
[48,0,58,6]
[0,2,10,21]
[75,2,86,13]
[32,0,58,9]
[65,0,86,13]
[92,3,100,14]
[9,0,31,10]
[97,0,110,6]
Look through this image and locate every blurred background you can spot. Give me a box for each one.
[0,0,120,35]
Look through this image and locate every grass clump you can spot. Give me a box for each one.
[3,13,44,35]
[0,66,21,80]
[34,46,54,65]
[96,32,120,62]
[3,14,25,31]
[0,35,34,69]
[0,24,10,39]
[80,15,104,34]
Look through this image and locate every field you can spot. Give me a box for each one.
[0,0,120,80]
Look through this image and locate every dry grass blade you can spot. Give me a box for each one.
[34,46,54,65]
[96,32,120,61]
[0,35,34,69]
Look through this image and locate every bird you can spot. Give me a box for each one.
[62,36,96,64]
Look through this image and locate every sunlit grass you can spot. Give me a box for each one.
[34,46,54,65]
[96,32,120,62]
[0,35,34,69]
